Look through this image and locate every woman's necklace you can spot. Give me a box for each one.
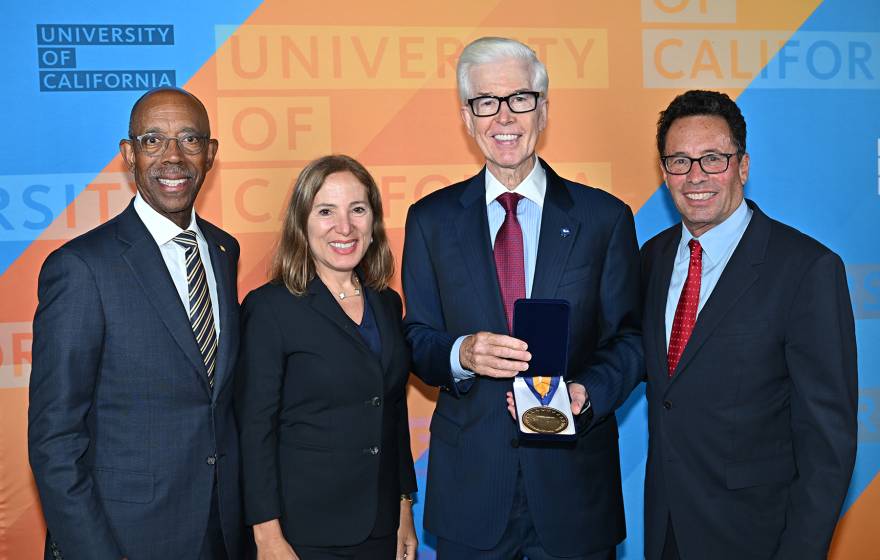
[335,275,361,300]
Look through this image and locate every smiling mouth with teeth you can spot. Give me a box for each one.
[493,134,519,141]
[330,241,356,249]
[685,192,715,200]
[158,178,188,187]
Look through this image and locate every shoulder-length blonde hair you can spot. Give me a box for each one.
[271,154,394,295]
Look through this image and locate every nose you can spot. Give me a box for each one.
[161,137,183,162]
[334,213,352,235]
[495,101,515,124]
[685,159,708,183]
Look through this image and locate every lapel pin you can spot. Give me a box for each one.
[219,244,226,252]
[560,227,571,238]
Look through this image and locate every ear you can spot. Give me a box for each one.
[737,152,750,186]
[119,139,136,171]
[537,98,549,133]
[204,139,219,171]
[460,105,475,137]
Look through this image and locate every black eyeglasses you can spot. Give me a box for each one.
[467,91,541,117]
[661,153,739,175]
[129,133,210,156]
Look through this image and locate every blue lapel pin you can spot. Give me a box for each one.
[560,227,571,238]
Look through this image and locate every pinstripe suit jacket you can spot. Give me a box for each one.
[28,201,244,559]
[402,160,643,555]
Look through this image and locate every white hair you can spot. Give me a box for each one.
[456,37,549,104]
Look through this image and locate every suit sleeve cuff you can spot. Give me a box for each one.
[450,336,476,382]
[578,372,612,420]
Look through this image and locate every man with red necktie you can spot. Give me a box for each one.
[402,37,643,559]
[640,90,857,560]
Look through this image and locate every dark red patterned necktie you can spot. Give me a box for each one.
[494,192,525,334]
[667,239,702,377]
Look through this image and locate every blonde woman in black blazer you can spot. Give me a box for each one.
[236,155,417,560]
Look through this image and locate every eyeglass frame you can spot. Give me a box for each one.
[466,91,542,117]
[127,132,212,157]
[660,152,741,175]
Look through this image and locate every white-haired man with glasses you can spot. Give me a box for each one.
[29,87,245,559]
[641,89,857,559]
[403,36,643,559]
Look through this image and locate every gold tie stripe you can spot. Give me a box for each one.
[173,230,218,390]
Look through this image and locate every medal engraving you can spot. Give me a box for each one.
[521,406,569,434]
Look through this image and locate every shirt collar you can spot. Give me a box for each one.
[484,156,546,208]
[678,198,750,264]
[133,192,202,247]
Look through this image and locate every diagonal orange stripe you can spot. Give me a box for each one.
[830,474,880,557]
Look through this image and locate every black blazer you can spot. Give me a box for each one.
[235,278,416,547]
[402,160,643,555]
[641,200,858,559]
[28,201,243,559]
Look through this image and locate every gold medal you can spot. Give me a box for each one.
[521,406,569,434]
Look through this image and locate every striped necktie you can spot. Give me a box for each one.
[173,230,218,390]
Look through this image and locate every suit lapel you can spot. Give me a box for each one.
[200,220,236,400]
[670,200,769,382]
[531,160,579,299]
[117,203,210,389]
[454,170,508,334]
[369,289,396,374]
[648,229,680,378]
[307,277,381,363]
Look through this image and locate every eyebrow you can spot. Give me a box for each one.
[313,200,369,208]
[667,148,731,156]
[139,126,203,135]
[473,89,529,97]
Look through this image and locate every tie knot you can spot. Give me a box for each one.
[688,239,702,257]
[173,230,198,249]
[497,192,523,214]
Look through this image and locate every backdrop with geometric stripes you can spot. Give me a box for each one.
[2,1,877,557]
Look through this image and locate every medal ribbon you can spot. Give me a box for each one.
[524,375,560,406]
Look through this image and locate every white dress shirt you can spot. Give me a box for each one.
[133,194,221,336]
[451,156,547,380]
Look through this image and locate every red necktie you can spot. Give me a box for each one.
[667,239,702,376]
[494,192,525,334]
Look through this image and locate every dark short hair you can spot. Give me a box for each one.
[656,90,746,156]
[271,155,394,295]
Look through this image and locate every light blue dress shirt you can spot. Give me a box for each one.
[665,199,752,347]
[450,157,546,381]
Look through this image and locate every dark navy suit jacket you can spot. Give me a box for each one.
[28,201,244,559]
[235,279,417,547]
[641,200,857,559]
[402,160,643,555]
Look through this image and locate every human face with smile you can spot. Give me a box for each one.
[461,58,548,188]
[307,171,374,281]
[662,115,749,238]
[120,90,218,229]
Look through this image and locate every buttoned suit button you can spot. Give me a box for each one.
[663,400,672,410]
[363,446,380,455]
[206,455,217,465]
[371,396,381,407]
